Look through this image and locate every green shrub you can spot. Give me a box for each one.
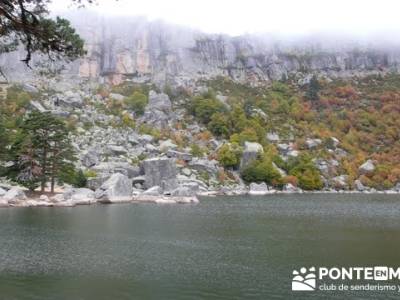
[84,170,97,178]
[190,143,205,157]
[121,113,136,128]
[217,143,242,169]
[288,155,323,190]
[124,91,148,116]
[241,156,283,186]
[189,96,226,124]
[208,112,230,137]
[59,168,87,188]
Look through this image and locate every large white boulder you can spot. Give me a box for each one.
[95,173,132,203]
[63,188,96,205]
[359,160,375,174]
[306,138,322,149]
[142,186,162,196]
[3,187,27,204]
[240,142,264,169]
[142,157,177,191]
[331,175,349,189]
[283,183,302,193]
[354,179,367,191]
[249,182,270,195]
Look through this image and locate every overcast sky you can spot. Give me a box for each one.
[51,0,400,36]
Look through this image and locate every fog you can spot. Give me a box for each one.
[50,0,400,37]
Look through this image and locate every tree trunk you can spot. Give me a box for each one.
[50,174,55,193]
[50,155,56,193]
[41,145,47,192]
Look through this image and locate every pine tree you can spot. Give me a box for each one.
[7,111,75,193]
[306,75,321,101]
[0,0,88,68]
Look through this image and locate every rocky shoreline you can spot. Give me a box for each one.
[1,183,399,209]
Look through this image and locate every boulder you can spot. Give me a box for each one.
[141,91,172,128]
[51,194,65,203]
[287,150,299,158]
[0,187,6,197]
[267,132,280,142]
[53,200,76,207]
[148,90,172,112]
[170,186,197,197]
[91,162,140,178]
[81,149,100,168]
[240,142,263,169]
[272,162,286,176]
[331,175,349,189]
[354,179,366,191]
[314,159,329,176]
[181,168,192,176]
[142,186,163,196]
[138,134,154,144]
[3,187,27,204]
[39,195,50,202]
[248,182,270,195]
[109,93,125,101]
[159,140,177,152]
[208,139,221,150]
[95,173,132,203]
[87,174,110,190]
[166,150,193,162]
[306,138,322,149]
[277,143,291,153]
[188,158,219,176]
[142,157,178,191]
[63,188,96,205]
[127,134,140,145]
[29,101,47,112]
[329,137,340,148]
[132,188,143,196]
[145,143,158,152]
[359,160,375,174]
[58,91,83,108]
[219,186,248,196]
[0,198,8,207]
[107,145,128,156]
[21,83,39,93]
[283,183,302,193]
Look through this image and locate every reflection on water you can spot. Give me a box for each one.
[0,194,400,299]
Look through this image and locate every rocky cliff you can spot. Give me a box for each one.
[2,11,400,86]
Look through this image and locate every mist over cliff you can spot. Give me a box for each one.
[2,10,400,86]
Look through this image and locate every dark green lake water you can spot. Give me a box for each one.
[1,194,400,299]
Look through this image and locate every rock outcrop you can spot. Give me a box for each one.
[359,160,375,174]
[248,182,270,195]
[240,142,263,169]
[3,11,400,85]
[95,173,132,203]
[141,91,173,128]
[142,157,178,191]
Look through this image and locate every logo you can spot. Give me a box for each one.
[292,267,316,291]
[291,266,400,292]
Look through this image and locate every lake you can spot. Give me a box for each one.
[1,194,400,299]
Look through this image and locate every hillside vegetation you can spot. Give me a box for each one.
[0,73,399,192]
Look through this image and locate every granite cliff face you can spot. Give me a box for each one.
[2,11,400,86]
